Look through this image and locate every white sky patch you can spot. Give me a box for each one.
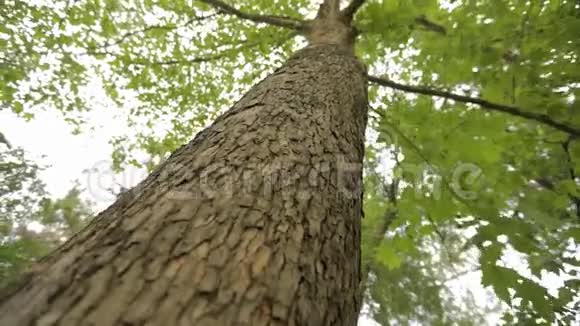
[0,96,145,210]
[26,220,45,232]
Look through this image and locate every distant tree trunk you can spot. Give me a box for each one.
[0,43,368,325]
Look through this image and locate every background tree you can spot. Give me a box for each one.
[0,138,93,287]
[1,0,579,324]
[361,146,497,325]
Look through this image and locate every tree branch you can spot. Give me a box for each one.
[83,13,218,55]
[342,0,367,21]
[198,0,304,30]
[359,162,400,305]
[368,75,580,137]
[562,137,580,218]
[127,32,295,66]
[414,15,446,35]
[128,52,230,66]
[0,131,12,149]
[442,267,480,283]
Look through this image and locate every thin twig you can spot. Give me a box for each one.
[126,32,295,66]
[442,267,480,283]
[128,52,231,66]
[84,13,218,55]
[372,107,480,212]
[368,75,580,137]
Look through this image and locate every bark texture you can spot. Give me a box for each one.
[0,44,368,326]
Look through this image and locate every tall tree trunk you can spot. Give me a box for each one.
[0,44,368,325]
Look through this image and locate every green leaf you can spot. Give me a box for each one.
[376,243,403,270]
[481,265,519,305]
[100,15,116,37]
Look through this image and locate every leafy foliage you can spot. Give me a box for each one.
[361,148,494,324]
[0,142,93,287]
[1,0,579,324]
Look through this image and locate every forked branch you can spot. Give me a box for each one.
[320,0,341,16]
[368,75,580,137]
[199,0,304,30]
[342,0,367,21]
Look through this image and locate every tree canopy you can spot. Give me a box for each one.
[1,0,579,324]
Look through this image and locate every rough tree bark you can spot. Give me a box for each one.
[0,1,368,325]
